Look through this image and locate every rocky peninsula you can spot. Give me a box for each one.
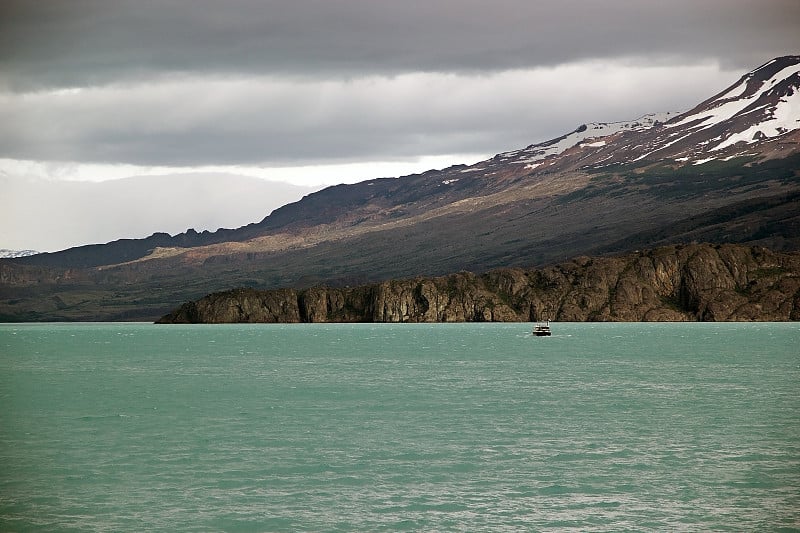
[157,244,800,323]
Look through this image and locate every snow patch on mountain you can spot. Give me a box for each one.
[713,84,800,151]
[716,78,749,101]
[581,140,607,148]
[668,63,800,132]
[501,112,679,166]
[615,57,800,165]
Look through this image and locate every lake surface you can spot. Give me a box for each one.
[1,322,798,531]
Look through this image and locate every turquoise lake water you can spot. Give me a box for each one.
[1,322,798,531]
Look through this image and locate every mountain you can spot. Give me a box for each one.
[2,56,799,321]
[0,249,39,259]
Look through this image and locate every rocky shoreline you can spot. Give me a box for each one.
[157,243,800,323]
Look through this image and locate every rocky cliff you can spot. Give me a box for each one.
[157,243,800,323]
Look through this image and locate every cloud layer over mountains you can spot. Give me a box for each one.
[2,0,798,168]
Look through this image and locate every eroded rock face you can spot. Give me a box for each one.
[157,244,800,323]
[162,287,301,323]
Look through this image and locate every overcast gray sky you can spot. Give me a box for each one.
[1,0,799,250]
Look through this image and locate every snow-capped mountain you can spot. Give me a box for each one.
[473,55,800,174]
[0,249,39,259]
[667,56,800,154]
[631,55,800,164]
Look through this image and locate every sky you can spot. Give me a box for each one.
[1,0,799,251]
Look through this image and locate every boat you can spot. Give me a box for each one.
[532,319,551,336]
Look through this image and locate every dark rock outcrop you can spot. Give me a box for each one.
[158,287,302,323]
[157,243,800,323]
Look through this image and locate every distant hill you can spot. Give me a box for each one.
[1,173,319,259]
[2,56,799,322]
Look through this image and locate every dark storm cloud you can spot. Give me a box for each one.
[0,65,736,166]
[0,0,798,168]
[1,0,798,89]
